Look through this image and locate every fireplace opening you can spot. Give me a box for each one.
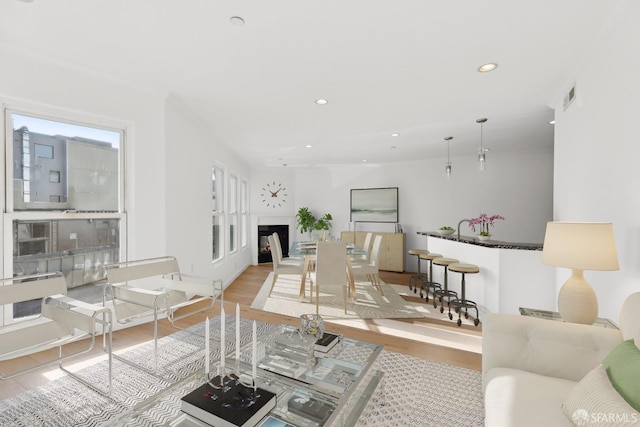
[258,225,289,263]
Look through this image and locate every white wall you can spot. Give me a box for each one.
[552,0,640,320]
[0,46,166,271]
[164,96,252,284]
[291,148,554,273]
[0,47,253,287]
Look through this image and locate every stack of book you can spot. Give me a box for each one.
[181,376,276,427]
[314,332,340,358]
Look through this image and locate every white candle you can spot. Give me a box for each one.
[235,303,240,361]
[220,306,225,373]
[205,317,210,376]
[252,320,257,388]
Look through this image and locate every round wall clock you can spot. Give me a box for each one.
[260,181,288,208]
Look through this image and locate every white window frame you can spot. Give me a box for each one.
[2,103,128,325]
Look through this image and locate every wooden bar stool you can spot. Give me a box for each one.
[418,252,442,302]
[448,263,480,327]
[431,257,459,313]
[408,249,429,293]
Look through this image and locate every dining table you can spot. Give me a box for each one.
[288,241,367,303]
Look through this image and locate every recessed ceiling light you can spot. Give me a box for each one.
[549,120,556,125]
[362,159,367,163]
[478,63,498,73]
[305,144,313,148]
[229,16,245,25]
[315,99,328,105]
[390,133,399,137]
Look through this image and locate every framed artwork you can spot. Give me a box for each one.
[350,187,399,223]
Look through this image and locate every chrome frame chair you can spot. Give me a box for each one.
[104,256,222,373]
[0,271,113,395]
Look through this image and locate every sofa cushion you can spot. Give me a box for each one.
[602,339,640,412]
[562,364,639,426]
[484,367,575,427]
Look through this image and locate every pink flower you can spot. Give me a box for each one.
[468,213,504,234]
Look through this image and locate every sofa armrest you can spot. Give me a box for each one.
[482,313,622,390]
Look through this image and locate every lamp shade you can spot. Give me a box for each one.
[541,222,619,271]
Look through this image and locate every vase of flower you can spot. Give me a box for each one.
[469,213,504,240]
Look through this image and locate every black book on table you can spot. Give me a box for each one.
[181,376,277,427]
[314,333,340,352]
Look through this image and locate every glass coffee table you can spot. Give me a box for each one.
[105,324,383,426]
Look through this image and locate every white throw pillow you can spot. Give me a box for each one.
[562,364,640,426]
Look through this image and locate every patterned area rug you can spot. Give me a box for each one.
[0,318,484,426]
[251,273,426,320]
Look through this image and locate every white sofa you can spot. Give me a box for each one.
[482,292,640,427]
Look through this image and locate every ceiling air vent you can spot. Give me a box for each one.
[563,84,576,111]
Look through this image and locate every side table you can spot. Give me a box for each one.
[519,307,619,329]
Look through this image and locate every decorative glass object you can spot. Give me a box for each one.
[299,314,324,339]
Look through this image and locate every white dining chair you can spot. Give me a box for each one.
[351,232,373,265]
[272,232,304,266]
[314,241,350,314]
[350,235,384,294]
[268,234,305,297]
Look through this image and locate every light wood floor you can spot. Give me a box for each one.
[0,264,482,400]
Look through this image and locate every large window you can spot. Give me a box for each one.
[3,108,126,323]
[212,165,225,262]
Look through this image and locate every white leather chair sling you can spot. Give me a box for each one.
[0,271,113,395]
[104,256,222,373]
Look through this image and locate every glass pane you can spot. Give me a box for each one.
[212,214,223,261]
[13,218,120,294]
[229,175,237,214]
[240,180,247,214]
[212,166,224,213]
[11,113,121,211]
[229,215,237,253]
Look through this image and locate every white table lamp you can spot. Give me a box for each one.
[541,222,619,325]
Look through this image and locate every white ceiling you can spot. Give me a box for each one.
[0,0,622,168]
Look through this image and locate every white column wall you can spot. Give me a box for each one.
[552,0,640,320]
[293,148,554,275]
[164,96,252,285]
[0,46,166,272]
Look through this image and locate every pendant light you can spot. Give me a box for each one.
[476,118,488,170]
[444,136,453,177]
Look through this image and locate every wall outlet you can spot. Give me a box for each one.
[70,232,77,240]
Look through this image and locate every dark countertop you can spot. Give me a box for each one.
[417,231,543,251]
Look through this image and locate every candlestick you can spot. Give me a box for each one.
[252,320,257,391]
[205,317,210,376]
[220,306,225,375]
[236,303,240,362]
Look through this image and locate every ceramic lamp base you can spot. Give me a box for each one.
[557,269,598,325]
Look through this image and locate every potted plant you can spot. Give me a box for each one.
[469,213,505,240]
[296,207,316,240]
[296,208,333,241]
[313,213,333,241]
